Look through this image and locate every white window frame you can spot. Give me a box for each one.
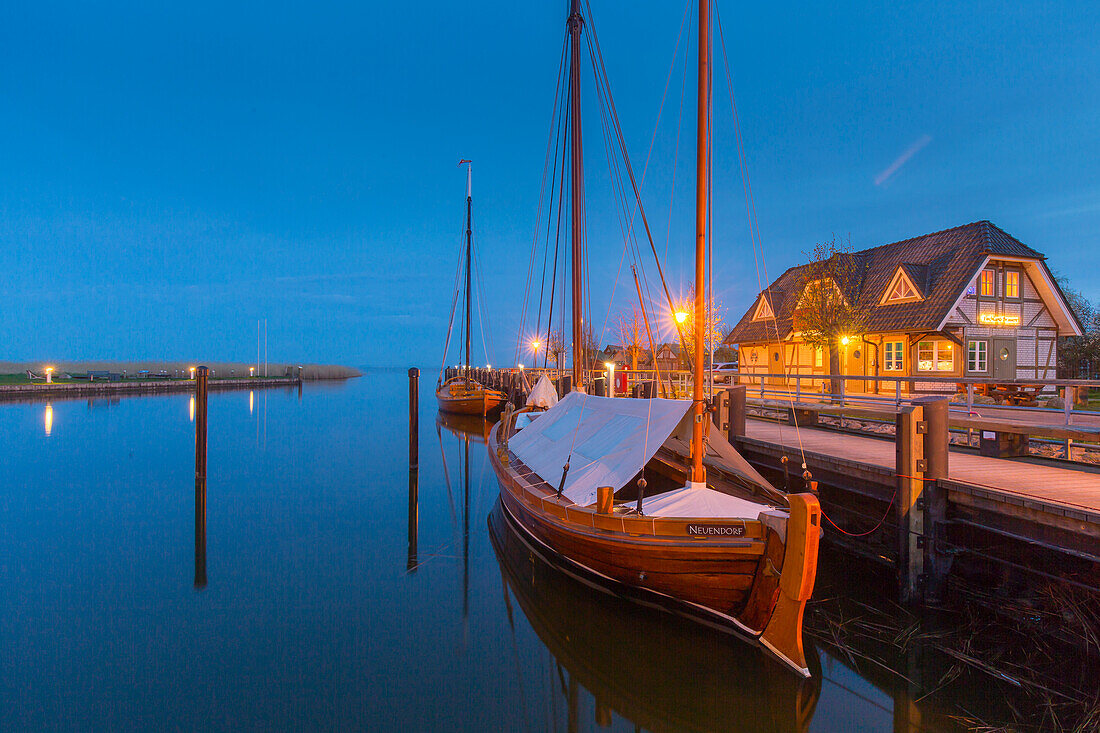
[917,340,955,372]
[884,341,904,371]
[967,340,988,373]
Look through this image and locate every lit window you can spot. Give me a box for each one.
[967,341,988,373]
[917,340,954,372]
[884,341,904,371]
[1005,271,1020,299]
[979,269,995,297]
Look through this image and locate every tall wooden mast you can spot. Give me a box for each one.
[464,161,472,378]
[690,0,710,486]
[567,0,585,390]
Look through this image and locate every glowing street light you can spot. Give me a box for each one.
[189,366,196,380]
[605,361,615,398]
[44,366,54,384]
[518,363,524,370]
[840,336,851,346]
[249,366,255,377]
[531,339,541,353]
[675,311,689,325]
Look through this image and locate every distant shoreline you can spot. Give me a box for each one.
[0,360,362,381]
[0,376,312,402]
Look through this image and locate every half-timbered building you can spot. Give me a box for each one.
[725,221,1083,394]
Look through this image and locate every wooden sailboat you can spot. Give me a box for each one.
[488,503,821,731]
[437,161,506,416]
[488,0,822,676]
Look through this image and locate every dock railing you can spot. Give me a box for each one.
[730,371,1100,428]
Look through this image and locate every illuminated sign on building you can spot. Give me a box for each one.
[978,313,1020,326]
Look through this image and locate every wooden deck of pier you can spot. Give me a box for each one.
[745,418,1100,527]
[737,414,1100,598]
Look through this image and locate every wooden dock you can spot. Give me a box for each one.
[746,418,1100,527]
[736,414,1100,604]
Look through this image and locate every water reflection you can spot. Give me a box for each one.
[407,467,418,573]
[249,390,254,414]
[488,501,821,732]
[44,403,53,437]
[436,412,485,619]
[188,395,195,422]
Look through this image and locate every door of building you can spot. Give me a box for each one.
[992,338,1016,381]
[767,345,787,387]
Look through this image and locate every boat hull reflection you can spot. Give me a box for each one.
[488,499,820,733]
[435,411,493,444]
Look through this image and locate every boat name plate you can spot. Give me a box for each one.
[686,524,745,537]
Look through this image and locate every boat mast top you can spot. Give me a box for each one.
[463,160,473,378]
[690,0,710,486]
[568,0,585,390]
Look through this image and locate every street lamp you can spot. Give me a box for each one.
[675,311,689,325]
[189,366,196,380]
[605,361,615,398]
[44,366,54,384]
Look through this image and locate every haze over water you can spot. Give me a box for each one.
[1,372,1018,730]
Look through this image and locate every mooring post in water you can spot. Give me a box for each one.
[194,366,209,590]
[729,385,746,442]
[408,367,419,469]
[913,396,950,604]
[407,465,419,573]
[895,404,925,605]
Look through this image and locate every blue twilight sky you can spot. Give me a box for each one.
[1,1,1097,369]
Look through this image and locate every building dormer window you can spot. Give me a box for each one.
[881,267,922,304]
[1005,270,1020,300]
[752,295,774,321]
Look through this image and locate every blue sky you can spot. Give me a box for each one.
[2,1,1096,369]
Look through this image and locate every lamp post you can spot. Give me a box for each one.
[605,362,615,398]
[44,366,54,384]
[189,366,196,380]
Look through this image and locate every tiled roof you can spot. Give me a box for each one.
[725,221,1045,344]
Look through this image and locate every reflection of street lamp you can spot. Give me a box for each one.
[44,366,54,384]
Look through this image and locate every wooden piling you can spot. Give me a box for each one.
[194,366,209,590]
[913,396,950,603]
[895,404,925,605]
[407,466,419,572]
[408,367,419,468]
[728,385,746,443]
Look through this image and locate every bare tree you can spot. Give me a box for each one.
[792,236,869,397]
[617,309,647,371]
[1055,275,1100,380]
[673,289,727,370]
[546,330,566,372]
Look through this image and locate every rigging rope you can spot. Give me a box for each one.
[714,0,808,471]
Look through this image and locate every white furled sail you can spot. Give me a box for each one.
[525,374,559,409]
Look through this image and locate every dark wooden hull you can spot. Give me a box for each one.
[435,380,506,416]
[488,421,821,676]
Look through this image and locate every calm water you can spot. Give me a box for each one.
[1,371,1007,731]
